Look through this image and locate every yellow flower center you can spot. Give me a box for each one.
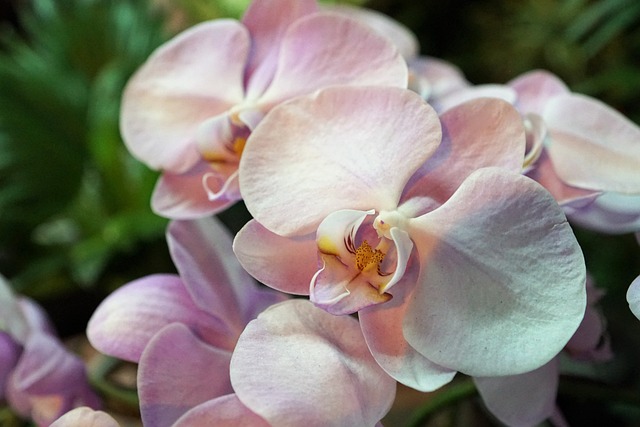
[355,240,385,272]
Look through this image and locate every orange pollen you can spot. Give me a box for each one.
[233,137,247,157]
[355,240,385,272]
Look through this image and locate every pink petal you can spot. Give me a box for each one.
[474,357,559,427]
[0,332,20,400]
[508,70,569,115]
[173,394,269,427]
[167,217,280,326]
[241,86,441,236]
[405,168,586,376]
[526,147,599,206]
[138,324,233,427]
[87,274,234,363]
[359,257,457,391]
[433,84,517,113]
[233,219,318,295]
[241,0,317,98]
[230,300,396,427]
[152,161,238,219]
[544,94,640,194]
[121,20,248,172]
[325,4,419,60]
[566,192,640,234]
[258,12,408,107]
[51,407,120,427]
[0,276,28,342]
[402,98,525,209]
[408,56,469,101]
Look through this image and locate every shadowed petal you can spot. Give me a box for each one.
[241,86,441,236]
[231,300,395,427]
[508,70,569,115]
[405,168,586,376]
[474,358,559,427]
[173,394,269,427]
[544,94,640,194]
[138,324,234,427]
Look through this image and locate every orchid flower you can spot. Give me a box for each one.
[0,276,100,426]
[121,0,407,219]
[87,217,394,426]
[475,277,612,427]
[87,216,285,426]
[234,85,587,392]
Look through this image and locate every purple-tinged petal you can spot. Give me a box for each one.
[566,191,640,234]
[18,298,55,337]
[121,20,249,173]
[7,333,100,426]
[359,257,457,392]
[152,161,238,219]
[526,149,599,206]
[544,94,640,194]
[433,84,517,114]
[258,13,408,108]
[0,332,20,400]
[51,407,120,427]
[508,70,569,116]
[173,394,270,427]
[167,217,278,325]
[87,274,233,363]
[138,323,233,427]
[231,300,396,427]
[408,56,469,101]
[474,358,559,427]
[566,279,612,361]
[241,86,441,236]
[402,98,525,209]
[242,0,317,98]
[405,168,586,376]
[233,219,318,295]
[627,276,640,320]
[325,4,419,60]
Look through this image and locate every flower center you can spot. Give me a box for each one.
[355,240,385,272]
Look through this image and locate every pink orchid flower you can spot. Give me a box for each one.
[509,70,640,234]
[427,68,640,233]
[475,277,612,427]
[87,217,394,426]
[234,85,587,392]
[51,407,120,427]
[0,276,100,426]
[121,0,407,219]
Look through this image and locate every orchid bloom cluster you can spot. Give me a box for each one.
[0,276,100,426]
[36,0,640,426]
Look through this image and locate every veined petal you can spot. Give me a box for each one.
[402,98,525,209]
[544,93,640,194]
[167,217,273,327]
[87,275,233,363]
[508,70,569,116]
[121,20,248,172]
[230,300,396,427]
[359,257,457,392]
[138,324,233,427]
[474,358,559,427]
[405,168,586,376]
[241,86,441,236]
[433,84,517,114]
[173,395,270,427]
[258,13,407,108]
[242,0,318,98]
[325,4,419,60]
[233,220,318,295]
[152,162,238,219]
